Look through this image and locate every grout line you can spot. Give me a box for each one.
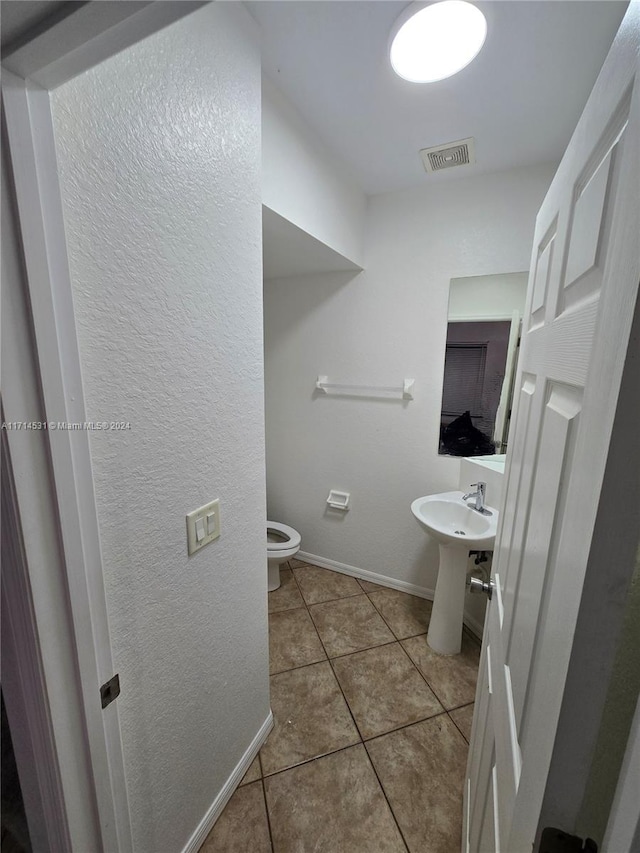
[396,638,452,711]
[270,658,330,678]
[269,603,307,616]
[362,588,403,639]
[326,656,366,743]
[290,564,364,607]
[394,628,433,642]
[448,699,475,712]
[447,710,471,745]
[397,637,479,715]
[300,591,363,607]
[270,637,425,676]
[327,638,398,662]
[260,777,275,853]
[362,708,450,745]
[261,741,364,781]
[306,590,370,610]
[361,741,411,853]
[361,588,436,645]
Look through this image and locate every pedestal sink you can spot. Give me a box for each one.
[411,491,498,655]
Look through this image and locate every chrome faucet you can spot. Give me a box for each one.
[462,482,492,515]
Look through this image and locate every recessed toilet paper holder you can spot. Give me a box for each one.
[327,490,350,511]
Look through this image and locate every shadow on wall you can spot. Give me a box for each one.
[263,270,361,345]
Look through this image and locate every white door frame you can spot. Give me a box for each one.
[1,432,72,852]
[2,3,205,849]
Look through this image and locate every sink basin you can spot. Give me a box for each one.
[411,491,498,550]
[411,491,499,655]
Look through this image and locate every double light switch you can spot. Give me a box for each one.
[186,498,220,555]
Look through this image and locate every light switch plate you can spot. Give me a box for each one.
[186,499,220,555]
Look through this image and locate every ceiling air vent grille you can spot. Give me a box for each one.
[420,137,475,173]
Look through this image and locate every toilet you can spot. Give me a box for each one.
[267,521,301,591]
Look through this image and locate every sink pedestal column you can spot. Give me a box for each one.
[427,545,468,655]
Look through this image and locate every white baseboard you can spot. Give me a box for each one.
[297,550,436,600]
[181,711,274,853]
[297,550,485,640]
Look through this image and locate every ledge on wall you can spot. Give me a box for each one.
[263,206,363,280]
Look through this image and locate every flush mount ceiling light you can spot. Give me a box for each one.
[390,1,487,83]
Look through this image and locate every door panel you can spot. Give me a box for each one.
[529,227,555,325]
[509,383,583,727]
[468,641,495,851]
[559,101,629,315]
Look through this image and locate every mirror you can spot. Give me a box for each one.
[439,272,528,457]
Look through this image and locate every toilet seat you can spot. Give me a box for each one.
[267,521,301,551]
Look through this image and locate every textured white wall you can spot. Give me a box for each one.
[262,77,367,267]
[264,164,554,617]
[51,5,268,851]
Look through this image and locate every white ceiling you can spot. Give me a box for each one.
[246,1,628,195]
[0,1,83,50]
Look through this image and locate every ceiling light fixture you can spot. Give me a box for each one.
[390,1,487,83]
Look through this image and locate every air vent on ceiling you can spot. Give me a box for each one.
[420,137,475,174]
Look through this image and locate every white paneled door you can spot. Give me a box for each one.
[465,6,640,852]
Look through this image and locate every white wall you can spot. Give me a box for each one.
[264,164,555,624]
[448,271,529,320]
[262,77,367,267]
[51,5,268,851]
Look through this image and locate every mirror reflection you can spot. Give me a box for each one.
[439,272,528,457]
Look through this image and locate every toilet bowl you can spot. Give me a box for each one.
[267,521,301,591]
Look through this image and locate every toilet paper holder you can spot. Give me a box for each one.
[327,490,350,511]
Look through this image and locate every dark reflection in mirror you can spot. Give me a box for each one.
[440,320,512,456]
[439,272,528,457]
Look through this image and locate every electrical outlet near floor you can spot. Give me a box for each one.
[186,499,220,555]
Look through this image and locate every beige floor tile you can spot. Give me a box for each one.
[357,577,387,592]
[401,633,480,709]
[261,661,360,775]
[449,704,474,743]
[239,755,262,786]
[367,588,433,639]
[309,595,395,657]
[366,716,468,853]
[268,568,305,613]
[264,744,406,853]
[199,781,271,853]
[269,609,326,674]
[332,643,444,739]
[293,565,362,605]
[289,557,312,568]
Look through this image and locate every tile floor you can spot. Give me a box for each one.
[200,560,481,853]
